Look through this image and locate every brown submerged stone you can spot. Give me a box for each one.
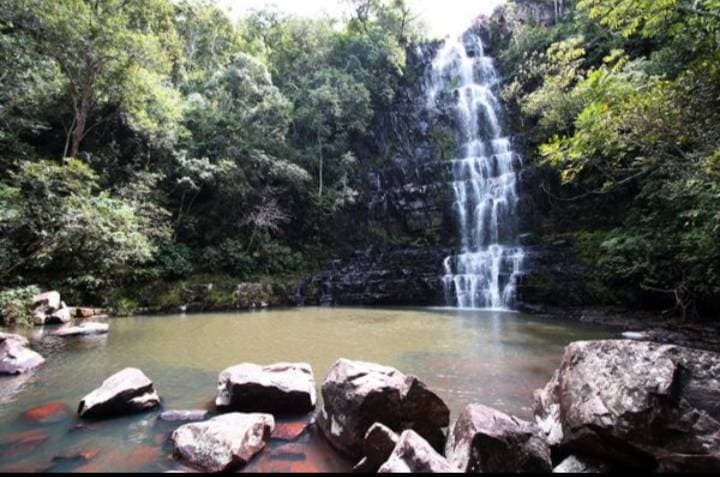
[22,401,72,424]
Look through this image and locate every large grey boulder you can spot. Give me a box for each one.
[318,358,450,459]
[446,403,552,473]
[377,430,456,473]
[31,291,72,326]
[534,340,720,472]
[32,291,61,312]
[216,362,316,415]
[78,368,160,418]
[171,412,274,472]
[353,423,399,473]
[0,333,45,375]
[54,322,109,337]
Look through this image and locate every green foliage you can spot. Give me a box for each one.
[0,285,40,327]
[0,0,425,305]
[0,159,167,297]
[114,297,139,317]
[495,0,720,317]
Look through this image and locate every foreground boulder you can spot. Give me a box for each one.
[534,340,720,472]
[553,454,611,473]
[378,430,456,473]
[318,359,450,459]
[54,322,109,337]
[78,368,160,418]
[171,413,274,472]
[0,333,45,375]
[216,362,316,414]
[446,403,551,473]
[353,423,399,473]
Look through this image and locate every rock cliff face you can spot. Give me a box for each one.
[300,41,460,307]
[304,14,583,310]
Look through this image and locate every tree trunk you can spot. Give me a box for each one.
[318,136,324,198]
[68,95,89,158]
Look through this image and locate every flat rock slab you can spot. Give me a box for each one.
[216,362,316,415]
[54,322,109,337]
[0,339,45,375]
[272,418,313,441]
[78,368,160,419]
[446,403,551,473]
[378,430,456,473]
[534,339,720,472]
[171,412,274,472]
[317,358,449,459]
[159,410,210,422]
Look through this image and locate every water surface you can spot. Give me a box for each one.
[0,307,613,472]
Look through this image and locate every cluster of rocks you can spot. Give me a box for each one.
[0,290,110,377]
[8,338,720,473]
[0,332,45,375]
[31,291,71,326]
[31,290,107,327]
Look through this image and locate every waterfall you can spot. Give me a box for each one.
[429,32,524,310]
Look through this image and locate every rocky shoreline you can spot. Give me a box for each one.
[3,330,719,472]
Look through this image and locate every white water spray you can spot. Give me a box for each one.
[429,33,524,309]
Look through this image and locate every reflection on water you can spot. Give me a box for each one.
[0,307,612,472]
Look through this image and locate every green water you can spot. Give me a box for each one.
[0,307,613,472]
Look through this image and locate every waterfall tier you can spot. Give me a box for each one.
[429,33,524,310]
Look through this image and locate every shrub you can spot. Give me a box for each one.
[0,285,41,327]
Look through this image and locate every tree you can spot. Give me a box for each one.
[9,0,180,158]
[0,159,168,295]
[293,68,371,197]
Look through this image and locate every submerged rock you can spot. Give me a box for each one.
[0,429,50,460]
[446,403,551,473]
[22,401,72,424]
[377,430,456,473]
[317,358,450,459]
[159,410,210,422]
[54,322,109,337]
[171,412,274,472]
[0,335,45,375]
[534,340,720,472]
[78,368,160,419]
[272,418,313,441]
[216,362,316,415]
[353,423,399,473]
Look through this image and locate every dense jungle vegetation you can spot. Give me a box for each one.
[0,0,425,319]
[1,0,719,322]
[489,0,720,319]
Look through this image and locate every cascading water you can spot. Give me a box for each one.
[429,32,524,310]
